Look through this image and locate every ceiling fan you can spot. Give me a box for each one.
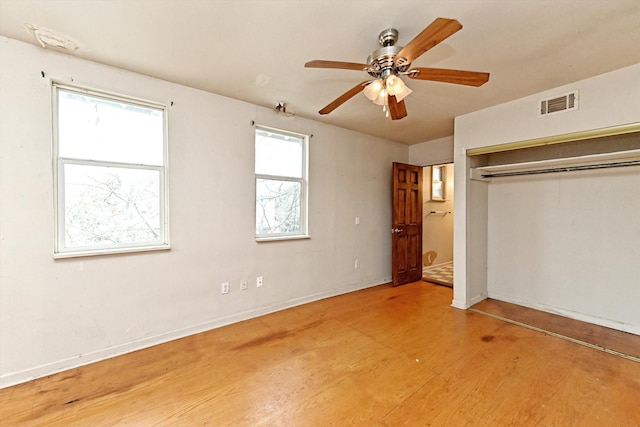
[305,18,490,120]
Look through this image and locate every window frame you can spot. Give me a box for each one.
[254,125,309,241]
[431,165,446,201]
[52,82,170,258]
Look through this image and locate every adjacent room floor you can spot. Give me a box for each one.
[422,260,453,287]
[1,281,638,426]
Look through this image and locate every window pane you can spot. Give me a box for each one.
[432,166,442,181]
[63,163,161,248]
[58,89,164,166]
[256,178,301,234]
[255,129,303,177]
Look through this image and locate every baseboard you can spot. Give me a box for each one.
[451,291,487,310]
[450,299,469,309]
[469,292,488,306]
[0,278,389,389]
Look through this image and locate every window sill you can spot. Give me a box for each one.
[53,244,170,259]
[255,235,311,243]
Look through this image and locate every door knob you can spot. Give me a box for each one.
[391,228,402,233]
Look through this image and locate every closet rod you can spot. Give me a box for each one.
[481,160,640,178]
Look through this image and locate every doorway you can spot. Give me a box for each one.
[421,163,454,287]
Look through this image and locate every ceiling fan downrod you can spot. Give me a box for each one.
[378,28,398,47]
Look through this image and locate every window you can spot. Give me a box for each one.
[431,165,446,201]
[254,126,308,240]
[53,84,168,257]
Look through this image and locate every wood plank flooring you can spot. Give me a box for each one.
[472,298,640,361]
[1,282,639,426]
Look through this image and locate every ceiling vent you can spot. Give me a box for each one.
[539,91,578,116]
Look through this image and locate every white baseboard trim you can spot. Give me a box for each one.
[0,278,389,389]
[450,291,487,310]
[450,299,468,310]
[469,292,488,306]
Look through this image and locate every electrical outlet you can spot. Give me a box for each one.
[355,216,360,225]
[256,276,263,287]
[355,259,360,269]
[221,282,230,294]
[240,279,248,291]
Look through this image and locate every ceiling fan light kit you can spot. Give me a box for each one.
[305,18,490,121]
[363,78,384,101]
[385,75,412,101]
[373,88,388,106]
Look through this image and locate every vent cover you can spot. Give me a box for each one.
[539,91,578,116]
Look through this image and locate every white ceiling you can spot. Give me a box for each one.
[1,0,639,145]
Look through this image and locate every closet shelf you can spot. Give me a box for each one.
[471,148,640,179]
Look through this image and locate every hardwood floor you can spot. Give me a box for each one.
[1,282,639,426]
[472,298,640,361]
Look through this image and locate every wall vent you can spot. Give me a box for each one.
[539,91,578,116]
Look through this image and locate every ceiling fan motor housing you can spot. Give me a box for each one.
[366,28,410,78]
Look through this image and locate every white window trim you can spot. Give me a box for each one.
[52,82,170,258]
[254,125,309,241]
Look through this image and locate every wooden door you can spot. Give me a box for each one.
[392,162,423,286]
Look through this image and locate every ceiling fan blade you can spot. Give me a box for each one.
[396,18,463,64]
[388,95,407,120]
[319,81,369,115]
[305,60,371,72]
[408,67,490,86]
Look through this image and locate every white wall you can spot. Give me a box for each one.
[0,36,407,387]
[453,63,640,334]
[408,135,453,166]
[487,167,640,333]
